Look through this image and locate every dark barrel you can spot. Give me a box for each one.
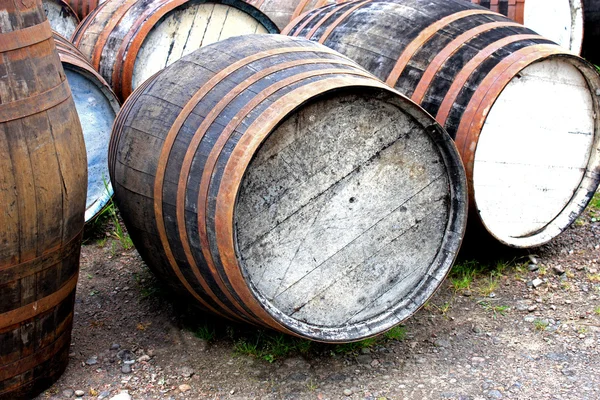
[53,33,120,222]
[285,0,600,248]
[0,1,87,399]
[109,34,468,342]
[582,0,600,65]
[42,0,80,39]
[72,0,279,101]
[243,0,341,30]
[468,0,584,54]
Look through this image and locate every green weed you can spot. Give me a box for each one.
[534,319,549,331]
[594,306,600,316]
[384,326,407,341]
[478,301,509,319]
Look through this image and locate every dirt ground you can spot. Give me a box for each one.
[35,198,600,400]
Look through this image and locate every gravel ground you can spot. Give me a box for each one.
[35,199,600,400]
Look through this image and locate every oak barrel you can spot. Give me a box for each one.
[64,0,105,20]
[109,34,468,342]
[72,0,279,101]
[468,0,584,54]
[582,0,600,65]
[42,0,80,39]
[0,2,87,399]
[53,33,120,222]
[285,0,600,248]
[243,0,343,30]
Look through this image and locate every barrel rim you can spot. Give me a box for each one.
[472,53,600,248]
[226,83,468,342]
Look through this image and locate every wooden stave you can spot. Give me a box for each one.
[582,0,600,65]
[71,0,280,102]
[64,0,104,20]
[108,34,468,342]
[242,0,345,30]
[285,0,600,248]
[0,1,86,398]
[42,0,80,39]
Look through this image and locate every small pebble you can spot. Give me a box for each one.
[85,357,97,366]
[180,366,195,378]
[109,392,131,400]
[553,265,566,275]
[63,389,74,398]
[179,384,191,393]
[137,355,151,363]
[487,389,503,399]
[531,278,544,288]
[121,364,132,374]
[343,389,353,396]
[110,344,120,351]
[74,390,85,398]
[98,391,111,400]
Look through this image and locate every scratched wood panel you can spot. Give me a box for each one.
[582,0,600,65]
[72,0,278,101]
[42,0,79,39]
[468,0,584,53]
[236,94,450,327]
[286,0,600,248]
[0,1,87,398]
[109,34,467,342]
[53,33,120,222]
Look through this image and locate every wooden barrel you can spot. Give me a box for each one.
[42,0,80,39]
[72,0,279,101]
[468,0,584,54]
[53,33,120,222]
[64,0,105,20]
[109,34,468,342]
[582,0,600,65]
[0,2,87,399]
[243,0,344,30]
[285,0,600,248]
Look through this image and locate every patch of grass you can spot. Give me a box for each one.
[478,275,499,297]
[594,306,600,316]
[233,332,313,363]
[578,326,588,335]
[384,326,407,341]
[99,177,134,251]
[306,380,318,391]
[534,319,549,331]
[478,301,509,319]
[538,266,548,277]
[591,192,600,209]
[195,324,216,342]
[333,337,378,355]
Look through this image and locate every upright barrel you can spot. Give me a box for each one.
[0,2,87,399]
[72,0,279,101]
[243,0,342,30]
[42,0,80,39]
[468,0,584,54]
[109,34,468,342]
[582,0,600,65]
[53,33,120,222]
[285,0,600,248]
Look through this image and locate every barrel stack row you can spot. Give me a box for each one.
[3,0,600,398]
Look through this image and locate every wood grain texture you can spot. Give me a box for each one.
[285,0,600,248]
[243,0,345,30]
[468,0,583,53]
[42,0,80,39]
[582,0,600,64]
[108,34,467,342]
[71,0,279,102]
[0,1,87,398]
[53,33,120,222]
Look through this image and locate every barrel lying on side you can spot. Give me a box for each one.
[53,33,120,222]
[243,0,342,30]
[109,34,467,342]
[468,0,584,54]
[72,0,279,101]
[582,0,600,65]
[285,0,600,248]
[0,2,87,399]
[42,0,80,39]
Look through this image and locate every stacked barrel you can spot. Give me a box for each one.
[285,0,600,248]
[0,1,87,398]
